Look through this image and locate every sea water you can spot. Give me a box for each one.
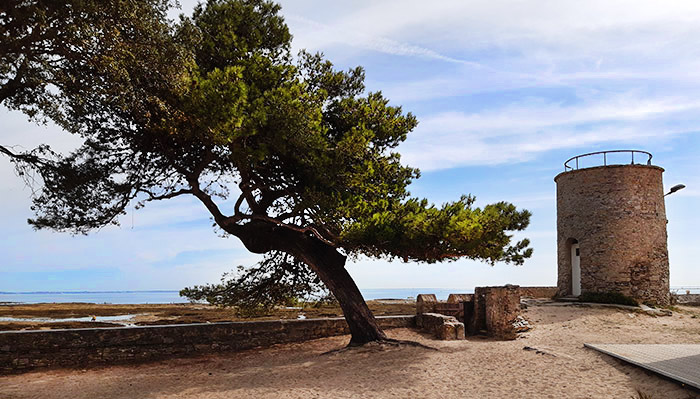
[0,288,475,304]
[1,287,697,304]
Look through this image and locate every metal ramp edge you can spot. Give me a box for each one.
[585,343,700,391]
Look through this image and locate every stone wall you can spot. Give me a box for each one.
[416,294,438,314]
[447,294,473,303]
[417,295,464,321]
[474,285,522,340]
[519,286,557,299]
[0,316,414,374]
[675,294,700,305]
[415,313,465,340]
[555,164,670,305]
[418,286,523,340]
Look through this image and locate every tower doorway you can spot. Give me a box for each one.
[571,242,581,296]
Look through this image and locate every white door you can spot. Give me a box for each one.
[571,243,581,296]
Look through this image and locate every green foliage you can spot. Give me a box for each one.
[342,195,532,264]
[179,251,330,315]
[579,291,638,306]
[1,0,188,233]
[2,0,533,304]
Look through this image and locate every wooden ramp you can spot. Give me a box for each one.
[585,344,700,390]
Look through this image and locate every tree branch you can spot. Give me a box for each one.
[234,191,246,216]
[0,144,53,167]
[186,175,241,232]
[258,188,290,211]
[247,214,337,247]
[140,188,193,202]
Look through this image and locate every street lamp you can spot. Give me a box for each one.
[664,184,686,196]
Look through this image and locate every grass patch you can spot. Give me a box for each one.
[579,291,638,306]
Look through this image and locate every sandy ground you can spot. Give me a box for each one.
[2,303,699,399]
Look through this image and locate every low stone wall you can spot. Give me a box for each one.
[447,294,473,303]
[520,286,558,299]
[417,285,524,340]
[416,294,438,314]
[416,313,465,340]
[675,294,700,305]
[417,294,467,320]
[0,315,414,374]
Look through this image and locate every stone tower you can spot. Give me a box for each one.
[555,150,670,305]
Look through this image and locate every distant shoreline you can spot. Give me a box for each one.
[2,286,698,294]
[1,287,698,305]
[0,288,477,305]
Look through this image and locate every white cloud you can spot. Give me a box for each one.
[3,1,700,290]
[285,14,482,67]
[398,93,700,170]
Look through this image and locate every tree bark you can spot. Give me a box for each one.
[224,220,388,345]
[292,238,388,345]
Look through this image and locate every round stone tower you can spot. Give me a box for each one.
[555,150,670,305]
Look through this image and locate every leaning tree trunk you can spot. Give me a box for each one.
[292,236,388,345]
[230,221,388,346]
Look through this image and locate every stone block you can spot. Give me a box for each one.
[416,294,438,314]
[447,294,473,303]
[416,313,465,340]
[484,285,521,340]
[435,321,465,340]
[469,285,521,340]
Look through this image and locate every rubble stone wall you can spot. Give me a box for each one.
[0,316,414,374]
[555,165,670,305]
[416,286,523,340]
[519,286,558,299]
[416,294,438,314]
[675,294,700,305]
[415,313,465,340]
[447,294,473,303]
[480,285,521,340]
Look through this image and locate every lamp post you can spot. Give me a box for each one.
[664,184,686,197]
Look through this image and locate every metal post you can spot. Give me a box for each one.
[604,152,607,166]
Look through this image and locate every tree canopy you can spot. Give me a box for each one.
[0,0,532,345]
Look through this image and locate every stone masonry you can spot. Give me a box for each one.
[519,286,558,299]
[416,294,438,314]
[555,164,670,305]
[0,316,414,374]
[415,313,465,340]
[418,285,523,340]
[470,285,522,340]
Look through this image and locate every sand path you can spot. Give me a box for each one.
[2,303,699,398]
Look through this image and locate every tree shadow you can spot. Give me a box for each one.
[4,330,441,399]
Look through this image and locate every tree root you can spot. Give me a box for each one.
[322,338,438,355]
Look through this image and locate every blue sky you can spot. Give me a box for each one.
[1,0,699,292]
